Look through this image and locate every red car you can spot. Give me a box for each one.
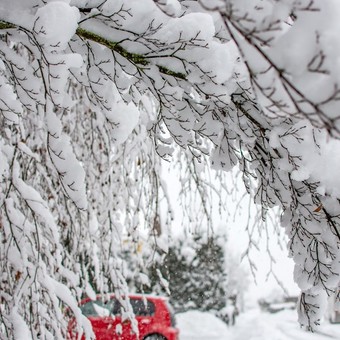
[68,294,179,340]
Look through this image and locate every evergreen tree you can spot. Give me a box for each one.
[147,233,228,313]
[186,236,227,312]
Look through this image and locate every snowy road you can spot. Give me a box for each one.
[177,309,340,340]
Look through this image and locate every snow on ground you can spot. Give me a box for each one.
[177,308,340,340]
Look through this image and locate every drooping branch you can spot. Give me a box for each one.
[76,28,187,79]
[0,20,187,81]
[0,21,15,30]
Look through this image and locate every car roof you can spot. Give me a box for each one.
[80,293,168,304]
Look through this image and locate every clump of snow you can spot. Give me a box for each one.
[163,0,182,16]
[10,309,32,340]
[101,0,165,33]
[34,1,80,53]
[155,13,215,43]
[269,120,340,198]
[105,101,140,144]
[12,160,60,242]
[0,78,23,123]
[46,108,88,210]
[298,291,329,330]
[85,283,97,301]
[0,139,9,179]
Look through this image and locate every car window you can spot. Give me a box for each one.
[113,298,155,316]
[81,297,156,317]
[129,298,155,316]
[80,300,115,317]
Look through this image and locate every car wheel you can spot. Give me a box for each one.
[143,334,166,340]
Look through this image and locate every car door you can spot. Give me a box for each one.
[80,299,117,340]
[130,298,155,339]
[109,297,154,340]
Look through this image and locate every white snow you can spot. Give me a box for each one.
[269,120,340,198]
[10,309,32,340]
[46,107,88,210]
[154,13,215,43]
[106,101,140,144]
[34,1,80,53]
[177,308,340,340]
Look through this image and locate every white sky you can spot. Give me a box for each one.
[163,163,300,305]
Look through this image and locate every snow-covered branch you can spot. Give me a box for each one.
[2,0,340,337]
